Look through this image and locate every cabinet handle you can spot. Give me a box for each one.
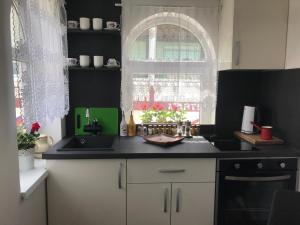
[118,163,123,189]
[176,188,181,213]
[235,41,241,66]
[159,169,186,173]
[163,188,168,213]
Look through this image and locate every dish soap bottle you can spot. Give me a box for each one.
[127,111,136,137]
[120,110,127,136]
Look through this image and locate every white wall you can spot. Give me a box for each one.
[40,118,65,144]
[0,0,21,224]
[0,1,48,225]
[18,181,47,225]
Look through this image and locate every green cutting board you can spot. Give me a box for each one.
[75,107,118,135]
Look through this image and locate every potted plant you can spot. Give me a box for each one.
[17,123,40,171]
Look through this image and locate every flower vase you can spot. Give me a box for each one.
[18,148,34,171]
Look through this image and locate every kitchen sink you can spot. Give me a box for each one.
[57,135,115,151]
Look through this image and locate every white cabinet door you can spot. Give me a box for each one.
[127,183,171,225]
[286,0,300,69]
[234,0,288,70]
[171,183,215,225]
[47,159,126,225]
[218,0,289,70]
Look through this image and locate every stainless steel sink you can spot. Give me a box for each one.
[57,135,115,151]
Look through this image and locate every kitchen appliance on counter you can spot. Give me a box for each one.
[241,106,259,134]
[212,139,259,151]
[215,158,297,225]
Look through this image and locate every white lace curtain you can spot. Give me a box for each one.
[121,2,218,124]
[11,0,69,129]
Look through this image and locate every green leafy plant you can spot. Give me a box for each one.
[140,110,155,123]
[168,109,187,122]
[17,123,40,150]
[140,103,187,123]
[17,131,37,150]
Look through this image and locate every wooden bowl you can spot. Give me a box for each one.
[143,134,185,146]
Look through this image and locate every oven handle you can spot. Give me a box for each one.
[225,175,291,182]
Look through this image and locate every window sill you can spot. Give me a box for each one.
[19,159,48,200]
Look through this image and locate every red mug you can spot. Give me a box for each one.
[251,122,273,140]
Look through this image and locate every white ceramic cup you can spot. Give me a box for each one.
[79,55,90,67]
[107,58,120,67]
[80,17,90,30]
[106,21,119,29]
[93,18,103,30]
[68,20,79,29]
[93,56,104,68]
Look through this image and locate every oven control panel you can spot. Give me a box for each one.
[217,158,297,172]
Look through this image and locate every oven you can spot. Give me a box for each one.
[215,158,297,225]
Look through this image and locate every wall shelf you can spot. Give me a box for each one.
[67,29,121,36]
[68,66,121,71]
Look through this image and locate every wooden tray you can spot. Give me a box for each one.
[143,134,185,146]
[234,131,284,145]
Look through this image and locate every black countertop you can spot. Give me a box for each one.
[42,136,300,159]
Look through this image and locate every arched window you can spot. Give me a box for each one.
[122,10,217,124]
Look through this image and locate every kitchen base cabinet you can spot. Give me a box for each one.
[47,160,126,225]
[127,183,171,225]
[127,159,216,225]
[171,183,215,225]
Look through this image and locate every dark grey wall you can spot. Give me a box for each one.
[216,69,300,147]
[65,0,121,136]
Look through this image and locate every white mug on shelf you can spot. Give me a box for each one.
[92,18,103,30]
[79,55,90,67]
[79,17,90,30]
[93,56,104,68]
[106,58,120,67]
[106,21,119,30]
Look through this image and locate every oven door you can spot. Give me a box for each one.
[216,171,297,225]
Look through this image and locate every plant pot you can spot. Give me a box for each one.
[18,148,34,171]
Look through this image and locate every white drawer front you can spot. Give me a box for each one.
[127,159,216,183]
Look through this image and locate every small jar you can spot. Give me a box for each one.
[172,125,177,135]
[148,125,153,135]
[153,125,158,134]
[177,121,183,136]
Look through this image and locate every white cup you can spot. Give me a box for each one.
[79,55,90,67]
[106,21,119,30]
[93,18,103,30]
[107,58,120,67]
[80,17,90,30]
[93,56,104,68]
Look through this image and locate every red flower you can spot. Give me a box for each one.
[140,102,149,110]
[31,122,40,133]
[171,104,178,111]
[152,103,164,111]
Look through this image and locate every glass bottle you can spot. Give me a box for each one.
[127,111,136,137]
[120,110,127,136]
